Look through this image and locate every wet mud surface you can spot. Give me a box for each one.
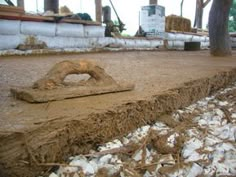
[0,50,236,177]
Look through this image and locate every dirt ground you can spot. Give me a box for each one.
[0,50,236,177]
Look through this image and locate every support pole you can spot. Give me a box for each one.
[95,0,102,23]
[149,0,158,5]
[44,0,59,13]
[17,0,24,8]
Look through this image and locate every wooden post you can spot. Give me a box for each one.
[17,0,24,8]
[44,0,59,13]
[95,0,102,23]
[149,0,158,5]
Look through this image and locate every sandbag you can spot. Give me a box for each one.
[21,22,56,37]
[135,39,152,48]
[150,40,163,48]
[97,37,116,48]
[37,36,89,48]
[56,23,84,37]
[84,26,105,37]
[0,20,20,35]
[0,35,21,50]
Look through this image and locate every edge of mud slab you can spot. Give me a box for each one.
[0,48,162,57]
[1,68,236,177]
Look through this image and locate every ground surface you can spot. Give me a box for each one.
[0,50,236,177]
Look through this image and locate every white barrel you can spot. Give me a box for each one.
[56,23,84,37]
[21,22,56,37]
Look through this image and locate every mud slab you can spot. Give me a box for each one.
[0,50,236,177]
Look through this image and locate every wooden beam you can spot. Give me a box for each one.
[0,11,101,25]
[149,0,158,5]
[17,0,24,8]
[0,4,24,14]
[95,0,102,23]
[44,0,59,13]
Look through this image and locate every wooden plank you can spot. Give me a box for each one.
[0,11,101,25]
[61,18,101,25]
[0,5,24,14]
[0,11,54,22]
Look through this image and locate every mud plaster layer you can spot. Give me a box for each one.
[0,51,236,177]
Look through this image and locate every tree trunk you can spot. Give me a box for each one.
[17,0,24,8]
[95,0,102,23]
[209,0,232,56]
[194,0,203,28]
[194,0,211,28]
[149,0,158,5]
[44,0,59,13]
[180,0,184,17]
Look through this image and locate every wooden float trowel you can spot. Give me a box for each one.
[11,60,134,103]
